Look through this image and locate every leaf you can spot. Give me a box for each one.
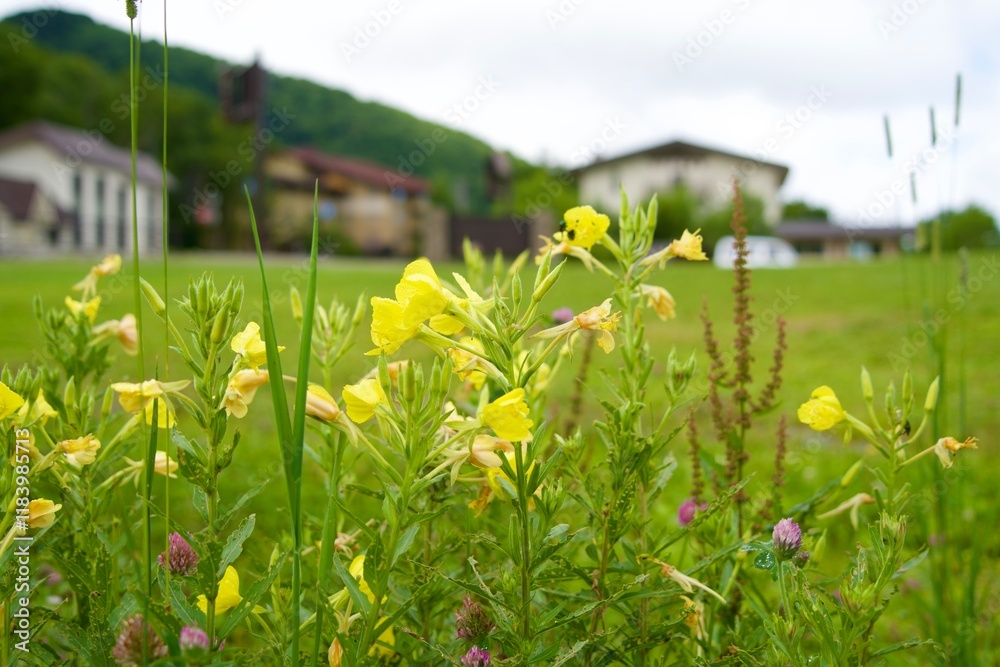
[393,524,420,566]
[219,514,256,577]
[331,554,372,616]
[753,550,777,570]
[551,640,590,666]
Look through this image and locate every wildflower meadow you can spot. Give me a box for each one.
[2,3,998,667]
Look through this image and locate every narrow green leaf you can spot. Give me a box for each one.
[331,555,372,616]
[219,514,256,577]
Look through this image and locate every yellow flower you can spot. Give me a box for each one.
[197,566,245,614]
[93,314,140,355]
[231,322,283,371]
[222,370,269,418]
[342,379,388,424]
[59,434,101,467]
[532,298,621,353]
[658,561,726,604]
[481,388,533,442]
[933,436,978,469]
[394,259,449,322]
[449,338,488,390]
[369,297,419,356]
[306,384,341,421]
[111,379,189,417]
[16,389,58,426]
[574,299,621,353]
[485,450,534,500]
[797,386,846,431]
[371,623,395,658]
[123,451,178,481]
[65,295,101,324]
[369,259,455,355]
[558,205,610,250]
[469,434,516,469]
[817,492,875,529]
[669,229,708,261]
[27,498,62,529]
[534,235,601,272]
[639,284,676,320]
[0,382,25,420]
[72,254,122,294]
[348,554,376,603]
[118,314,139,355]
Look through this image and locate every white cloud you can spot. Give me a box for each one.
[2,0,997,221]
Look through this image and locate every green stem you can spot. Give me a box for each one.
[515,442,533,646]
[310,432,343,667]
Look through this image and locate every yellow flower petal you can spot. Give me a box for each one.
[197,566,244,614]
[668,229,708,261]
[342,379,388,424]
[306,384,341,421]
[27,498,62,529]
[0,381,25,420]
[481,388,533,442]
[559,205,610,250]
[59,434,101,467]
[797,386,846,431]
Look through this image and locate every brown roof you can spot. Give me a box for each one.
[0,176,36,220]
[577,139,790,185]
[0,120,171,187]
[777,220,909,241]
[286,146,428,195]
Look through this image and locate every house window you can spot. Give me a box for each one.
[117,186,127,251]
[147,192,156,250]
[95,176,105,247]
[72,173,82,248]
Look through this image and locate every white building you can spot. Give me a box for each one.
[576,140,789,225]
[0,120,170,256]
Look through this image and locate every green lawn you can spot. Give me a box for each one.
[2,250,998,659]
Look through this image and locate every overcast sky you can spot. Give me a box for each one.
[3,0,999,225]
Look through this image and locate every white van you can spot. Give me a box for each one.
[713,235,798,269]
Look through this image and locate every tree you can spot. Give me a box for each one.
[920,205,999,251]
[782,199,829,221]
[653,183,699,240]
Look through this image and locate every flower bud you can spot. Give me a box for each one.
[101,386,114,420]
[860,367,873,402]
[210,309,231,344]
[511,271,522,305]
[139,278,167,317]
[924,376,939,412]
[902,370,912,404]
[840,458,864,487]
[289,286,303,323]
[532,260,565,303]
[63,376,76,411]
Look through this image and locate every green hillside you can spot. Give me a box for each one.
[0,9,503,227]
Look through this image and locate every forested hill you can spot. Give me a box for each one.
[0,9,497,211]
